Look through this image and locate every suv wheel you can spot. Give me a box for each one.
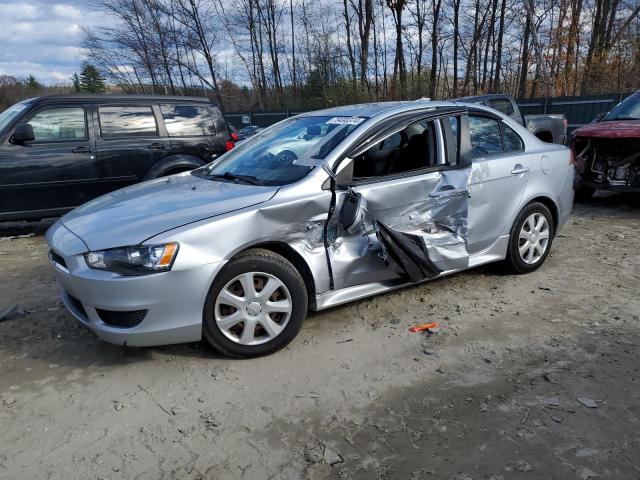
[504,202,555,274]
[203,249,308,357]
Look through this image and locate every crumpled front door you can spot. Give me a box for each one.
[327,167,471,290]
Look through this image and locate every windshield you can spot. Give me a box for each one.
[0,100,31,133]
[197,115,364,186]
[604,92,640,121]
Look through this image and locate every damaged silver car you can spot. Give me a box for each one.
[46,101,575,357]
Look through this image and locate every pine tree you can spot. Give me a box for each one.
[25,75,41,90]
[78,64,106,93]
[72,73,81,92]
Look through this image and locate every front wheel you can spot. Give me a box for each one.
[203,249,308,357]
[503,202,555,274]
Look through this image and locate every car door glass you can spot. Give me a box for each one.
[469,115,503,158]
[352,120,437,180]
[501,122,524,152]
[161,105,216,136]
[442,116,460,165]
[27,108,86,142]
[488,99,515,116]
[99,106,157,138]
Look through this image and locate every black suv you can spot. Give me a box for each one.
[0,94,235,221]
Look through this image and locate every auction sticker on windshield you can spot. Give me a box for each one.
[326,116,365,125]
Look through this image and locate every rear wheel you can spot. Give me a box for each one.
[203,249,308,357]
[504,202,555,274]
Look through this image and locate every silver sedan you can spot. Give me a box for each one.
[46,101,574,357]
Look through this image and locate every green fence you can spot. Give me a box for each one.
[226,92,633,132]
[517,93,632,132]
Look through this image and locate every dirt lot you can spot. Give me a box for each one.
[0,194,639,480]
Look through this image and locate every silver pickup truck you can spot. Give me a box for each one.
[454,94,567,144]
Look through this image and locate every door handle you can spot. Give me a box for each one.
[72,146,92,153]
[148,143,168,150]
[511,165,530,175]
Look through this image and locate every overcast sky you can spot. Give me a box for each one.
[0,1,105,85]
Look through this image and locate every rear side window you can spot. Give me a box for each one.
[469,116,503,157]
[488,98,515,116]
[27,108,87,142]
[161,105,216,137]
[99,106,157,138]
[470,115,525,158]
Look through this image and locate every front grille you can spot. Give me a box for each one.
[66,293,88,319]
[50,250,67,269]
[96,309,147,328]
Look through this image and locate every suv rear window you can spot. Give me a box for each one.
[488,98,515,116]
[161,105,216,136]
[99,106,157,138]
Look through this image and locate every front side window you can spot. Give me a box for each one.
[199,115,362,186]
[352,119,439,180]
[161,105,215,136]
[469,116,503,157]
[27,108,86,142]
[99,106,157,138]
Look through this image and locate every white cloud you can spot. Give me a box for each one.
[0,1,105,85]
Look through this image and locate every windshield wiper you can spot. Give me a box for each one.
[210,171,261,185]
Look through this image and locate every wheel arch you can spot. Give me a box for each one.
[522,195,559,233]
[143,154,207,180]
[230,241,318,310]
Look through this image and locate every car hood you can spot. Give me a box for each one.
[61,172,279,251]
[573,120,640,139]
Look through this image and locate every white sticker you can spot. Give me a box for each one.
[326,116,365,126]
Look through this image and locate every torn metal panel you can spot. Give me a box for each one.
[329,167,471,290]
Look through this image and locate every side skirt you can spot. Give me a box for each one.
[313,234,510,311]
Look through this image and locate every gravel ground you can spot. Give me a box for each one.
[0,194,639,480]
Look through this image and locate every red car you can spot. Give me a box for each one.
[572,91,640,200]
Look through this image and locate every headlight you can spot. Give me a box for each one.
[84,243,179,276]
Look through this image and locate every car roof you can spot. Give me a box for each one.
[26,94,217,106]
[453,93,512,103]
[301,100,467,118]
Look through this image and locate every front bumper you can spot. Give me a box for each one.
[46,223,226,347]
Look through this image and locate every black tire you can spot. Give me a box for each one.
[574,185,596,202]
[503,202,555,274]
[202,249,308,358]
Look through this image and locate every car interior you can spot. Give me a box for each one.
[352,119,438,179]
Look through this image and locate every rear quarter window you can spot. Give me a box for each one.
[99,106,157,138]
[160,105,216,137]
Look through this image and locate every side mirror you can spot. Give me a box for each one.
[11,124,35,144]
[341,191,367,234]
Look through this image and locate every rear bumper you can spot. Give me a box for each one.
[50,253,225,347]
[556,165,575,232]
[579,179,640,193]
